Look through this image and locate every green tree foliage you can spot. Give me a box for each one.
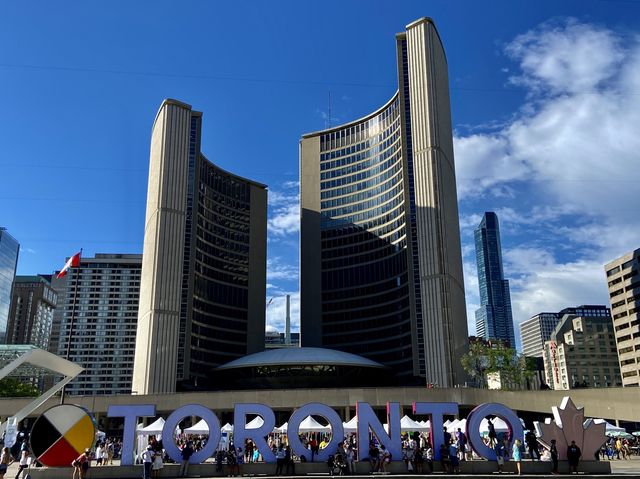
[461,341,535,390]
[0,378,40,397]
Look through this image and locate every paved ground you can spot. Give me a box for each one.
[4,456,640,477]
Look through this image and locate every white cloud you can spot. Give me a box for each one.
[267,257,298,282]
[505,19,624,94]
[455,19,640,346]
[268,183,300,237]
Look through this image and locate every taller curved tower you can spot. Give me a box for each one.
[133,99,267,394]
[300,18,468,386]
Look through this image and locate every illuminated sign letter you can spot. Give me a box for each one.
[288,403,344,462]
[413,402,458,460]
[466,403,524,460]
[107,404,155,466]
[233,403,276,463]
[356,402,401,462]
[162,404,220,464]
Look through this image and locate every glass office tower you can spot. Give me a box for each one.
[0,228,19,344]
[300,18,468,387]
[133,100,267,394]
[474,212,516,347]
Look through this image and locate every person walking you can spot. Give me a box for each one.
[550,439,559,474]
[141,445,154,479]
[567,440,582,474]
[0,448,13,479]
[275,445,286,476]
[512,439,523,475]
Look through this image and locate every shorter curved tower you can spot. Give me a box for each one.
[300,18,468,387]
[133,100,267,394]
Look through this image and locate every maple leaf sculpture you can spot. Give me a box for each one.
[534,397,606,460]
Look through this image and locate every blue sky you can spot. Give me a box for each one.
[2,0,640,347]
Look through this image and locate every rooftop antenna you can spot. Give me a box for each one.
[325,91,332,129]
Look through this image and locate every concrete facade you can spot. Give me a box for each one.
[133,100,267,394]
[542,310,621,390]
[300,18,467,387]
[520,313,560,358]
[6,275,56,349]
[605,248,640,387]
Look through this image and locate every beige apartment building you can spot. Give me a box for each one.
[300,18,468,387]
[605,248,640,387]
[542,308,621,390]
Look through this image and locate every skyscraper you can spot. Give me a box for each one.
[6,275,56,349]
[133,99,267,394]
[474,212,515,347]
[300,18,468,387]
[57,254,141,395]
[0,228,19,344]
[605,248,640,387]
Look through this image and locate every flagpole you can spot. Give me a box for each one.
[60,248,82,404]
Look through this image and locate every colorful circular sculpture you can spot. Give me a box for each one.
[30,404,96,467]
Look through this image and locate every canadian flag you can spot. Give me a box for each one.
[57,252,81,279]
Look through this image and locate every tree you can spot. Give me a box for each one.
[0,378,40,397]
[461,341,535,390]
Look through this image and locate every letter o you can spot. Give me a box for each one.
[288,403,344,462]
[162,404,220,464]
[466,403,523,461]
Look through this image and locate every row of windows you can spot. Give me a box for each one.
[324,317,411,337]
[319,98,400,154]
[322,253,407,291]
[322,234,406,271]
[322,236,404,260]
[323,183,404,221]
[198,203,251,233]
[193,276,248,311]
[321,205,405,244]
[321,190,405,228]
[323,285,410,313]
[321,165,403,210]
[321,147,401,192]
[200,161,251,203]
[323,274,408,303]
[194,248,249,283]
[191,315,247,338]
[320,128,401,177]
[197,222,250,255]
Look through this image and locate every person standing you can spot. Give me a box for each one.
[567,440,582,474]
[494,440,506,474]
[275,445,286,476]
[487,419,497,447]
[179,441,194,478]
[345,445,355,475]
[0,448,13,479]
[550,439,559,475]
[512,439,523,475]
[141,445,154,479]
[368,443,379,473]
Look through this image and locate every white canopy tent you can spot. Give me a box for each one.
[343,417,358,434]
[479,417,509,434]
[400,415,429,431]
[184,419,210,435]
[138,418,166,436]
[221,423,234,433]
[448,419,466,433]
[245,416,265,429]
[298,416,331,433]
[275,422,288,433]
[593,419,626,434]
